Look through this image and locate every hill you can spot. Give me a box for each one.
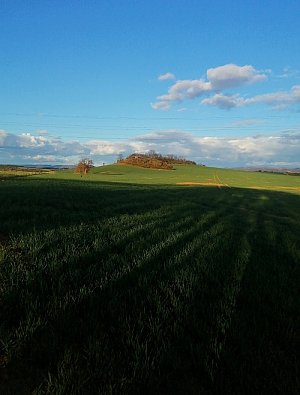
[117,152,197,169]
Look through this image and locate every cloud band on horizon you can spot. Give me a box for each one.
[1,128,300,168]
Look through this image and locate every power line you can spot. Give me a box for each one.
[1,112,299,120]
[1,121,298,132]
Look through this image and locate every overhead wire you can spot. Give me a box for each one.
[1,112,299,141]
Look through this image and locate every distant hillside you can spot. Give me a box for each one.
[234,166,300,174]
[117,152,197,170]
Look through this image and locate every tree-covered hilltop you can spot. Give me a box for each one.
[117,151,198,169]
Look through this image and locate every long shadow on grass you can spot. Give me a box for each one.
[1,184,300,394]
[1,177,300,236]
[0,178,198,235]
[1,206,231,393]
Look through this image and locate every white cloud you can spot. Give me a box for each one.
[151,101,171,110]
[202,85,300,110]
[35,129,49,136]
[161,80,212,101]
[87,140,130,155]
[207,64,267,90]
[0,130,89,163]
[201,94,246,110]
[0,130,7,145]
[191,133,300,166]
[153,64,300,111]
[152,64,267,110]
[18,133,48,148]
[158,72,175,81]
[25,155,57,162]
[152,79,211,110]
[247,85,300,109]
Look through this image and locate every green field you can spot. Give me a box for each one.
[45,163,300,192]
[0,165,299,394]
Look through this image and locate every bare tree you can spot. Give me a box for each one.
[148,149,157,158]
[75,158,94,175]
[117,153,124,162]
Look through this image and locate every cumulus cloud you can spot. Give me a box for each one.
[153,64,300,111]
[1,129,300,168]
[202,85,300,110]
[0,130,89,164]
[152,79,211,110]
[158,72,175,81]
[151,101,171,110]
[25,155,57,162]
[0,132,49,149]
[36,130,49,136]
[201,94,246,110]
[207,64,267,90]
[152,64,268,110]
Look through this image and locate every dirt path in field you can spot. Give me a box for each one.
[176,172,231,188]
[214,171,231,188]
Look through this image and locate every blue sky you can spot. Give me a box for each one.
[1,0,300,167]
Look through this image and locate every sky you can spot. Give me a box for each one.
[1,0,300,167]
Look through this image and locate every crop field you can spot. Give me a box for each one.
[0,166,54,179]
[0,165,299,394]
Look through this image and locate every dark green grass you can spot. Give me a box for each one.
[0,177,299,394]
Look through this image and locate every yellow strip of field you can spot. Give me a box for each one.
[176,182,224,187]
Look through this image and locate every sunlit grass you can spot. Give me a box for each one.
[27,163,300,195]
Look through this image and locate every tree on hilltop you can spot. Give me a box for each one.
[117,153,124,162]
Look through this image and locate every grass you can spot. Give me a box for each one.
[0,166,54,180]
[0,165,299,394]
[32,163,300,193]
